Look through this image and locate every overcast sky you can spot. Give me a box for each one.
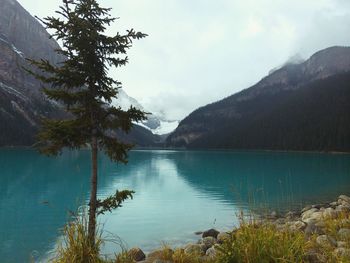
[17,0,350,120]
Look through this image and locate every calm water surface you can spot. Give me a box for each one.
[0,149,349,262]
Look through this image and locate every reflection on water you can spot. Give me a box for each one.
[0,149,349,262]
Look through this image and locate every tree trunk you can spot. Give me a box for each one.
[88,136,98,246]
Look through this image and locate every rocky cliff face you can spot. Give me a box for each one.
[0,0,66,145]
[167,46,350,151]
[0,0,163,146]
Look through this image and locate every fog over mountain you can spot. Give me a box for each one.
[112,89,179,135]
[16,0,350,121]
[167,46,350,151]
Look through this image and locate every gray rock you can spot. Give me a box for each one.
[340,218,350,225]
[301,208,319,221]
[338,195,350,205]
[304,211,323,222]
[285,211,300,220]
[200,236,217,249]
[205,246,217,258]
[270,211,277,218]
[312,204,326,209]
[289,220,306,232]
[274,218,286,225]
[217,232,231,243]
[184,244,205,255]
[338,228,350,240]
[128,247,146,261]
[334,248,350,258]
[316,235,336,247]
[303,250,327,263]
[329,201,338,208]
[147,248,174,260]
[315,219,326,228]
[301,205,312,213]
[337,241,347,248]
[304,222,324,237]
[202,228,220,239]
[322,207,337,219]
[336,204,350,213]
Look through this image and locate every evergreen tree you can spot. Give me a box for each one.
[27,0,147,245]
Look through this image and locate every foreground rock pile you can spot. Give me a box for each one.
[268,195,350,261]
[126,195,350,263]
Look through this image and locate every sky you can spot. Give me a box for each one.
[17,0,350,120]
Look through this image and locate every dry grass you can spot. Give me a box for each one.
[50,209,350,263]
[215,222,307,263]
[51,215,105,263]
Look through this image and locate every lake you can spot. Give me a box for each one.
[0,149,349,262]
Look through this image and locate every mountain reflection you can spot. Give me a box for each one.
[0,149,349,262]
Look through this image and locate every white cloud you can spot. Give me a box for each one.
[17,0,350,120]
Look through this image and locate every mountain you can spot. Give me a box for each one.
[0,0,162,147]
[0,0,66,146]
[167,46,350,152]
[113,89,179,135]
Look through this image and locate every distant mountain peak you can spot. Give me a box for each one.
[112,89,179,135]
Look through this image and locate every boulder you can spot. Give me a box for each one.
[217,232,231,243]
[147,248,174,260]
[334,248,350,258]
[316,235,336,247]
[184,244,205,255]
[312,204,326,209]
[285,211,300,220]
[338,228,350,240]
[202,228,220,239]
[304,222,324,237]
[338,195,350,206]
[289,221,306,232]
[337,241,347,248]
[303,250,326,263]
[322,207,337,219]
[128,247,146,262]
[301,208,319,221]
[200,236,216,249]
[336,205,350,213]
[329,201,338,208]
[301,205,312,213]
[205,246,217,258]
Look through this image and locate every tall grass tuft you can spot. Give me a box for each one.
[52,212,104,263]
[215,220,307,263]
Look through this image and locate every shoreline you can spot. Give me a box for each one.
[1,145,350,155]
[126,195,350,262]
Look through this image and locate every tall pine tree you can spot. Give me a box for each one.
[27,0,147,245]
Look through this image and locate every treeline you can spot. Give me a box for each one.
[169,72,350,152]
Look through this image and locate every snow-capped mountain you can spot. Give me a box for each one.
[112,89,179,135]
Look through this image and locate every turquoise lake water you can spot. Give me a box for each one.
[0,149,350,262]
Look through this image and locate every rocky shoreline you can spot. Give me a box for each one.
[125,195,350,263]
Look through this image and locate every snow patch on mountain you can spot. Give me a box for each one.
[0,36,24,58]
[111,89,179,135]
